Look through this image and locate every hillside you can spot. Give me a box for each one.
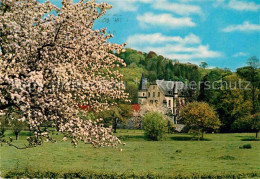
[117,48,259,133]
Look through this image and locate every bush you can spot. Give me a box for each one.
[142,112,167,141]
[167,119,176,133]
[218,155,236,160]
[239,144,252,149]
[4,170,260,179]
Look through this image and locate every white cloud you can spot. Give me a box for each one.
[152,0,203,16]
[228,0,260,11]
[127,33,201,45]
[126,33,222,61]
[233,52,248,57]
[97,0,152,12]
[222,21,260,32]
[208,65,217,69]
[214,0,260,11]
[99,0,205,16]
[140,44,222,60]
[137,12,196,29]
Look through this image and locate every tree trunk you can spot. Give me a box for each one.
[113,118,117,133]
[256,131,259,138]
[252,68,256,114]
[15,132,18,140]
[201,131,204,140]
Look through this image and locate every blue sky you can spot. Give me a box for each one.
[42,0,260,70]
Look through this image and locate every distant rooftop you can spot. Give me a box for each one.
[154,80,185,95]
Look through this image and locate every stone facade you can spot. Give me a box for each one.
[137,74,186,123]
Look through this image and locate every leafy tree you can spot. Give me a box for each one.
[125,82,138,104]
[147,71,158,82]
[232,116,252,132]
[180,102,220,139]
[251,112,260,138]
[142,112,167,141]
[118,48,145,66]
[198,69,223,103]
[11,119,25,140]
[237,56,260,114]
[147,51,157,59]
[172,63,201,83]
[199,62,208,69]
[97,104,133,133]
[216,74,253,132]
[119,67,144,83]
[0,0,127,148]
[247,56,260,69]
[231,112,260,138]
[0,117,8,137]
[164,61,175,80]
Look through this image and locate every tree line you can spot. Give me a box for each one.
[117,48,260,134]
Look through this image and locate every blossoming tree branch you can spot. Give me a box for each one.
[0,0,128,148]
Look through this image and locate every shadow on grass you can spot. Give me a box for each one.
[170,136,211,141]
[241,138,260,141]
[235,134,260,141]
[118,135,213,141]
[118,135,145,141]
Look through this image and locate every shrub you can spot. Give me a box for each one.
[175,150,182,153]
[218,155,236,160]
[4,170,260,179]
[167,119,176,133]
[239,144,252,149]
[142,112,167,141]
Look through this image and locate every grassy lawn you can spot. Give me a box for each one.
[0,129,260,177]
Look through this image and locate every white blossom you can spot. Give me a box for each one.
[0,0,127,147]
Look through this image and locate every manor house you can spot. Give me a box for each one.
[138,74,186,123]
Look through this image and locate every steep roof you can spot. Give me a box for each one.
[138,74,147,90]
[155,80,185,95]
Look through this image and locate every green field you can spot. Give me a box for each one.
[0,130,260,177]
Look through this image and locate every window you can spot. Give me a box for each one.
[158,92,160,97]
[153,86,155,89]
[168,100,171,107]
[150,100,153,104]
[153,92,155,97]
[143,93,145,97]
[148,92,150,97]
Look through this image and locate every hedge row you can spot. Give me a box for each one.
[4,169,260,179]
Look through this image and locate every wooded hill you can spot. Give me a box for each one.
[117,48,260,133]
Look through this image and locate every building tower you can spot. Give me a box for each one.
[138,74,147,105]
[173,84,178,124]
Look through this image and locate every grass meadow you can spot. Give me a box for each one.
[0,129,259,177]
